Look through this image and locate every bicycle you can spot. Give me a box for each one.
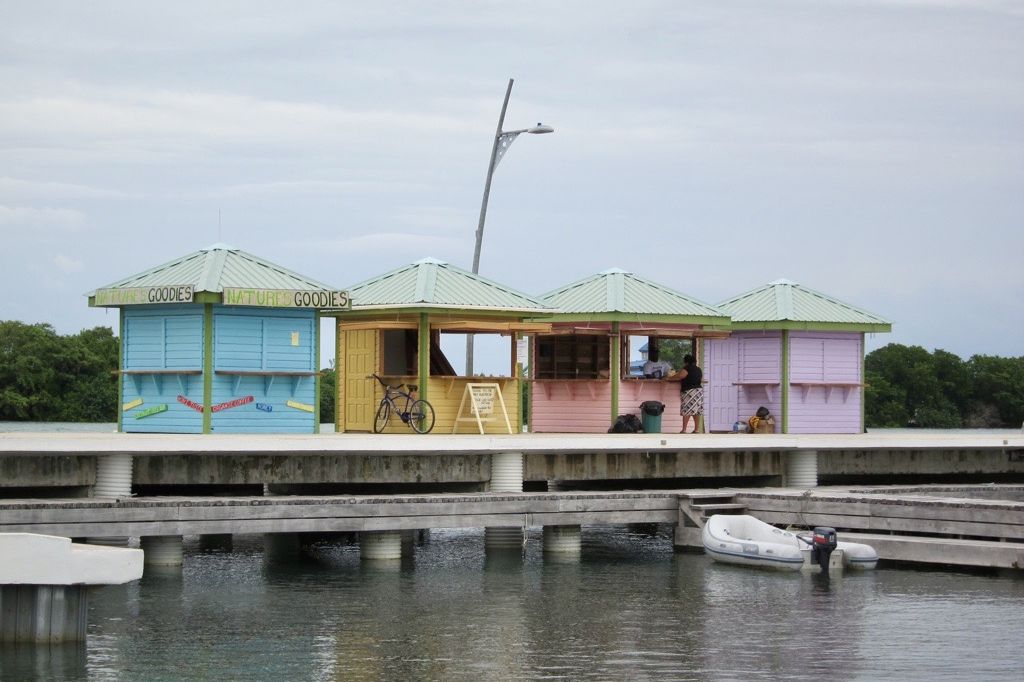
[369,373,436,434]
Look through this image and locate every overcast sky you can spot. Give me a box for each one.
[2,0,1022,367]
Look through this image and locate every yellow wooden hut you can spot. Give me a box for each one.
[333,258,552,433]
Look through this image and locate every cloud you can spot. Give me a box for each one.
[206,179,424,198]
[53,254,84,273]
[0,176,131,200]
[314,232,463,255]
[0,205,85,231]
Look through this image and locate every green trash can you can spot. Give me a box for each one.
[640,401,665,433]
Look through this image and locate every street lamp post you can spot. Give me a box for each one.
[466,77,553,375]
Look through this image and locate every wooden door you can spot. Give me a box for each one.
[342,329,379,432]
[706,337,739,432]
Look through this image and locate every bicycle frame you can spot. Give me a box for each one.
[369,374,435,434]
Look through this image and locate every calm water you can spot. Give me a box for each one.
[2,529,1023,681]
[3,423,1022,680]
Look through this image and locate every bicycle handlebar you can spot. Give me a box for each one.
[368,373,403,393]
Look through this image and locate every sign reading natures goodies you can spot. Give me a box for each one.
[94,285,194,306]
[212,395,255,413]
[222,287,351,309]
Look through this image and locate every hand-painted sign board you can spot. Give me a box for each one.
[256,402,273,412]
[94,285,194,306]
[222,287,351,309]
[286,400,314,413]
[122,398,144,412]
[212,395,255,413]
[177,395,204,413]
[135,404,168,419]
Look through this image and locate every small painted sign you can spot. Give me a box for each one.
[135,404,168,419]
[177,395,204,413]
[256,402,273,413]
[222,287,351,309]
[470,385,496,416]
[291,331,300,346]
[212,395,255,413]
[286,399,314,413]
[94,285,194,306]
[122,398,144,412]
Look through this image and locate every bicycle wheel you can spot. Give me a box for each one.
[408,399,435,434]
[373,400,392,433]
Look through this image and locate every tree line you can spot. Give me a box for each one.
[865,343,1023,428]
[1,321,1020,428]
[0,321,120,422]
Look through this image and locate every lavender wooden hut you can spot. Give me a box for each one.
[88,244,348,434]
[704,279,891,434]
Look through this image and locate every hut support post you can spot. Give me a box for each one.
[202,303,214,433]
[610,322,620,423]
[116,307,124,430]
[781,329,790,434]
[314,310,321,434]
[418,313,429,403]
[860,332,866,433]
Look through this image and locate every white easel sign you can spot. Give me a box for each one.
[452,382,513,434]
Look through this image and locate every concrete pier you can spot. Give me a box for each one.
[486,452,525,551]
[140,535,184,567]
[0,534,142,642]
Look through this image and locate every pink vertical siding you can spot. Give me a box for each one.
[736,334,783,429]
[623,380,684,434]
[531,381,612,433]
[788,332,862,434]
[530,380,683,433]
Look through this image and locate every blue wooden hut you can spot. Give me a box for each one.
[88,244,348,434]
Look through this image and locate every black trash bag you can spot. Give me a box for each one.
[640,401,665,416]
[608,414,642,433]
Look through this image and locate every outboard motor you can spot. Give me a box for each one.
[811,527,838,575]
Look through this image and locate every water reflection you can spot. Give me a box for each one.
[32,527,1018,681]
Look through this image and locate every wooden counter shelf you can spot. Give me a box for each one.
[790,381,862,402]
[732,381,781,402]
[116,369,201,394]
[215,370,321,396]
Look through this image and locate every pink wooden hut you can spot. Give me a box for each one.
[528,268,730,433]
[704,279,891,434]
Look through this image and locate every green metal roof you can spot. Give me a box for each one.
[345,257,553,312]
[89,243,336,295]
[540,268,729,321]
[718,279,892,330]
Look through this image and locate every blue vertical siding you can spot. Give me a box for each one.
[121,306,204,433]
[211,307,317,433]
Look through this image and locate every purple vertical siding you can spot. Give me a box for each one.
[788,331,862,434]
[736,333,783,428]
[705,338,739,431]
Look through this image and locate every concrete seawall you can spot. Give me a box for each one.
[2,432,1021,493]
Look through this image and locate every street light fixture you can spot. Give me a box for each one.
[467,78,553,375]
